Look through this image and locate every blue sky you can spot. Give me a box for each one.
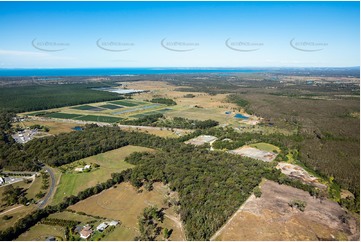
[0,1,359,68]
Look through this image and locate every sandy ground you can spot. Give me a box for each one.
[185,135,218,146]
[277,162,327,189]
[229,146,277,162]
[214,180,359,241]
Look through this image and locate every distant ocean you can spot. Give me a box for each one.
[0,68,263,77]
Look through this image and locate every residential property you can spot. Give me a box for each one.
[45,236,56,241]
[79,225,93,239]
[108,220,119,226]
[75,164,91,172]
[96,222,108,232]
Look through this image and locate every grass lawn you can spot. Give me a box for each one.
[16,223,65,241]
[72,115,122,123]
[52,145,153,205]
[249,142,281,153]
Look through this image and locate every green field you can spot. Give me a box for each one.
[99,104,123,110]
[73,115,122,123]
[249,142,281,153]
[109,100,141,107]
[49,211,100,223]
[43,112,82,119]
[131,108,172,118]
[102,225,135,241]
[71,105,101,110]
[16,223,65,241]
[52,146,153,205]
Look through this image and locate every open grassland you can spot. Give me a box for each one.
[119,126,180,138]
[24,175,43,201]
[214,181,359,241]
[52,146,153,205]
[69,182,185,241]
[20,120,76,134]
[0,205,36,232]
[16,223,65,241]
[249,142,281,153]
[49,210,100,223]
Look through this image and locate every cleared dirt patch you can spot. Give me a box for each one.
[229,146,277,162]
[277,162,327,189]
[214,180,359,241]
[185,135,218,146]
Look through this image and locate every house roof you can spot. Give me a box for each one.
[96,222,108,231]
[109,220,119,226]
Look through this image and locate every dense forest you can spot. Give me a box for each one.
[122,114,219,129]
[149,98,177,106]
[125,149,280,240]
[167,75,360,199]
[0,83,123,112]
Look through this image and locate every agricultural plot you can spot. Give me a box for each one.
[52,146,153,205]
[16,223,65,241]
[131,108,172,118]
[112,104,161,115]
[229,146,277,162]
[99,104,123,110]
[42,112,82,119]
[109,100,142,107]
[213,181,359,241]
[71,105,105,111]
[72,115,122,123]
[69,182,185,241]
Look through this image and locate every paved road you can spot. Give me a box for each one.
[38,166,55,209]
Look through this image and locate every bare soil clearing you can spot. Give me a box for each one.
[214,180,359,241]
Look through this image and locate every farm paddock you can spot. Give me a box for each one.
[69,182,185,241]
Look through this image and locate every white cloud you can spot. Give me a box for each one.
[0,49,50,57]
